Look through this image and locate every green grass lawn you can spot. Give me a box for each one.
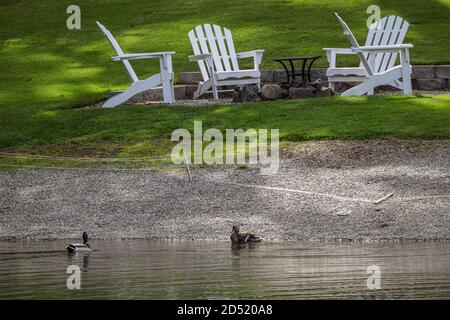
[0,0,449,161]
[1,95,449,160]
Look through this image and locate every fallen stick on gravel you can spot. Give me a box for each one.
[183,152,192,182]
[374,193,394,205]
[192,165,373,203]
[191,165,438,206]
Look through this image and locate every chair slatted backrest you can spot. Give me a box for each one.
[365,16,409,73]
[188,24,240,81]
[96,21,139,82]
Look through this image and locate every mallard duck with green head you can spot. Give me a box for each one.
[67,232,93,253]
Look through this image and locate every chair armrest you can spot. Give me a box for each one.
[323,48,356,55]
[236,50,264,69]
[352,44,413,53]
[188,53,213,62]
[236,49,265,59]
[323,48,356,68]
[112,52,175,61]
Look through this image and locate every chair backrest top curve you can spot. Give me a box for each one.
[188,24,240,81]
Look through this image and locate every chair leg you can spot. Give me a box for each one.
[210,74,219,100]
[103,90,136,108]
[193,79,212,100]
[161,72,175,104]
[402,73,412,95]
[160,56,175,104]
[341,67,402,97]
[103,73,162,108]
[212,85,219,100]
[400,49,413,95]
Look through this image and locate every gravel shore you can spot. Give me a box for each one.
[1,139,449,241]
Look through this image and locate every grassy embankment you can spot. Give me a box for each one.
[0,0,449,169]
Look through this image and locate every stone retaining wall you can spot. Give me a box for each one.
[180,65,450,91]
[120,65,449,104]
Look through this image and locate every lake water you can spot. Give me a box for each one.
[0,241,449,299]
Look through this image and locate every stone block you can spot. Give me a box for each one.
[310,68,327,82]
[435,65,450,79]
[260,71,275,83]
[413,79,447,91]
[288,87,315,99]
[412,65,435,80]
[180,72,203,84]
[260,84,287,100]
[273,70,289,84]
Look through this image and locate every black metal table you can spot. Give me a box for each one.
[274,56,321,87]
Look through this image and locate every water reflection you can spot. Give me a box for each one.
[0,241,449,299]
[231,242,260,270]
[67,252,90,273]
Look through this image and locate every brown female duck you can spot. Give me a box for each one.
[230,225,262,243]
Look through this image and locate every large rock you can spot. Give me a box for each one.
[260,84,287,100]
[288,87,315,99]
[290,79,307,88]
[315,86,334,97]
[232,86,261,103]
[311,79,324,90]
[309,79,334,97]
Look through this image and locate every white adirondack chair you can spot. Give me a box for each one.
[96,21,175,108]
[323,14,413,96]
[188,24,264,100]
